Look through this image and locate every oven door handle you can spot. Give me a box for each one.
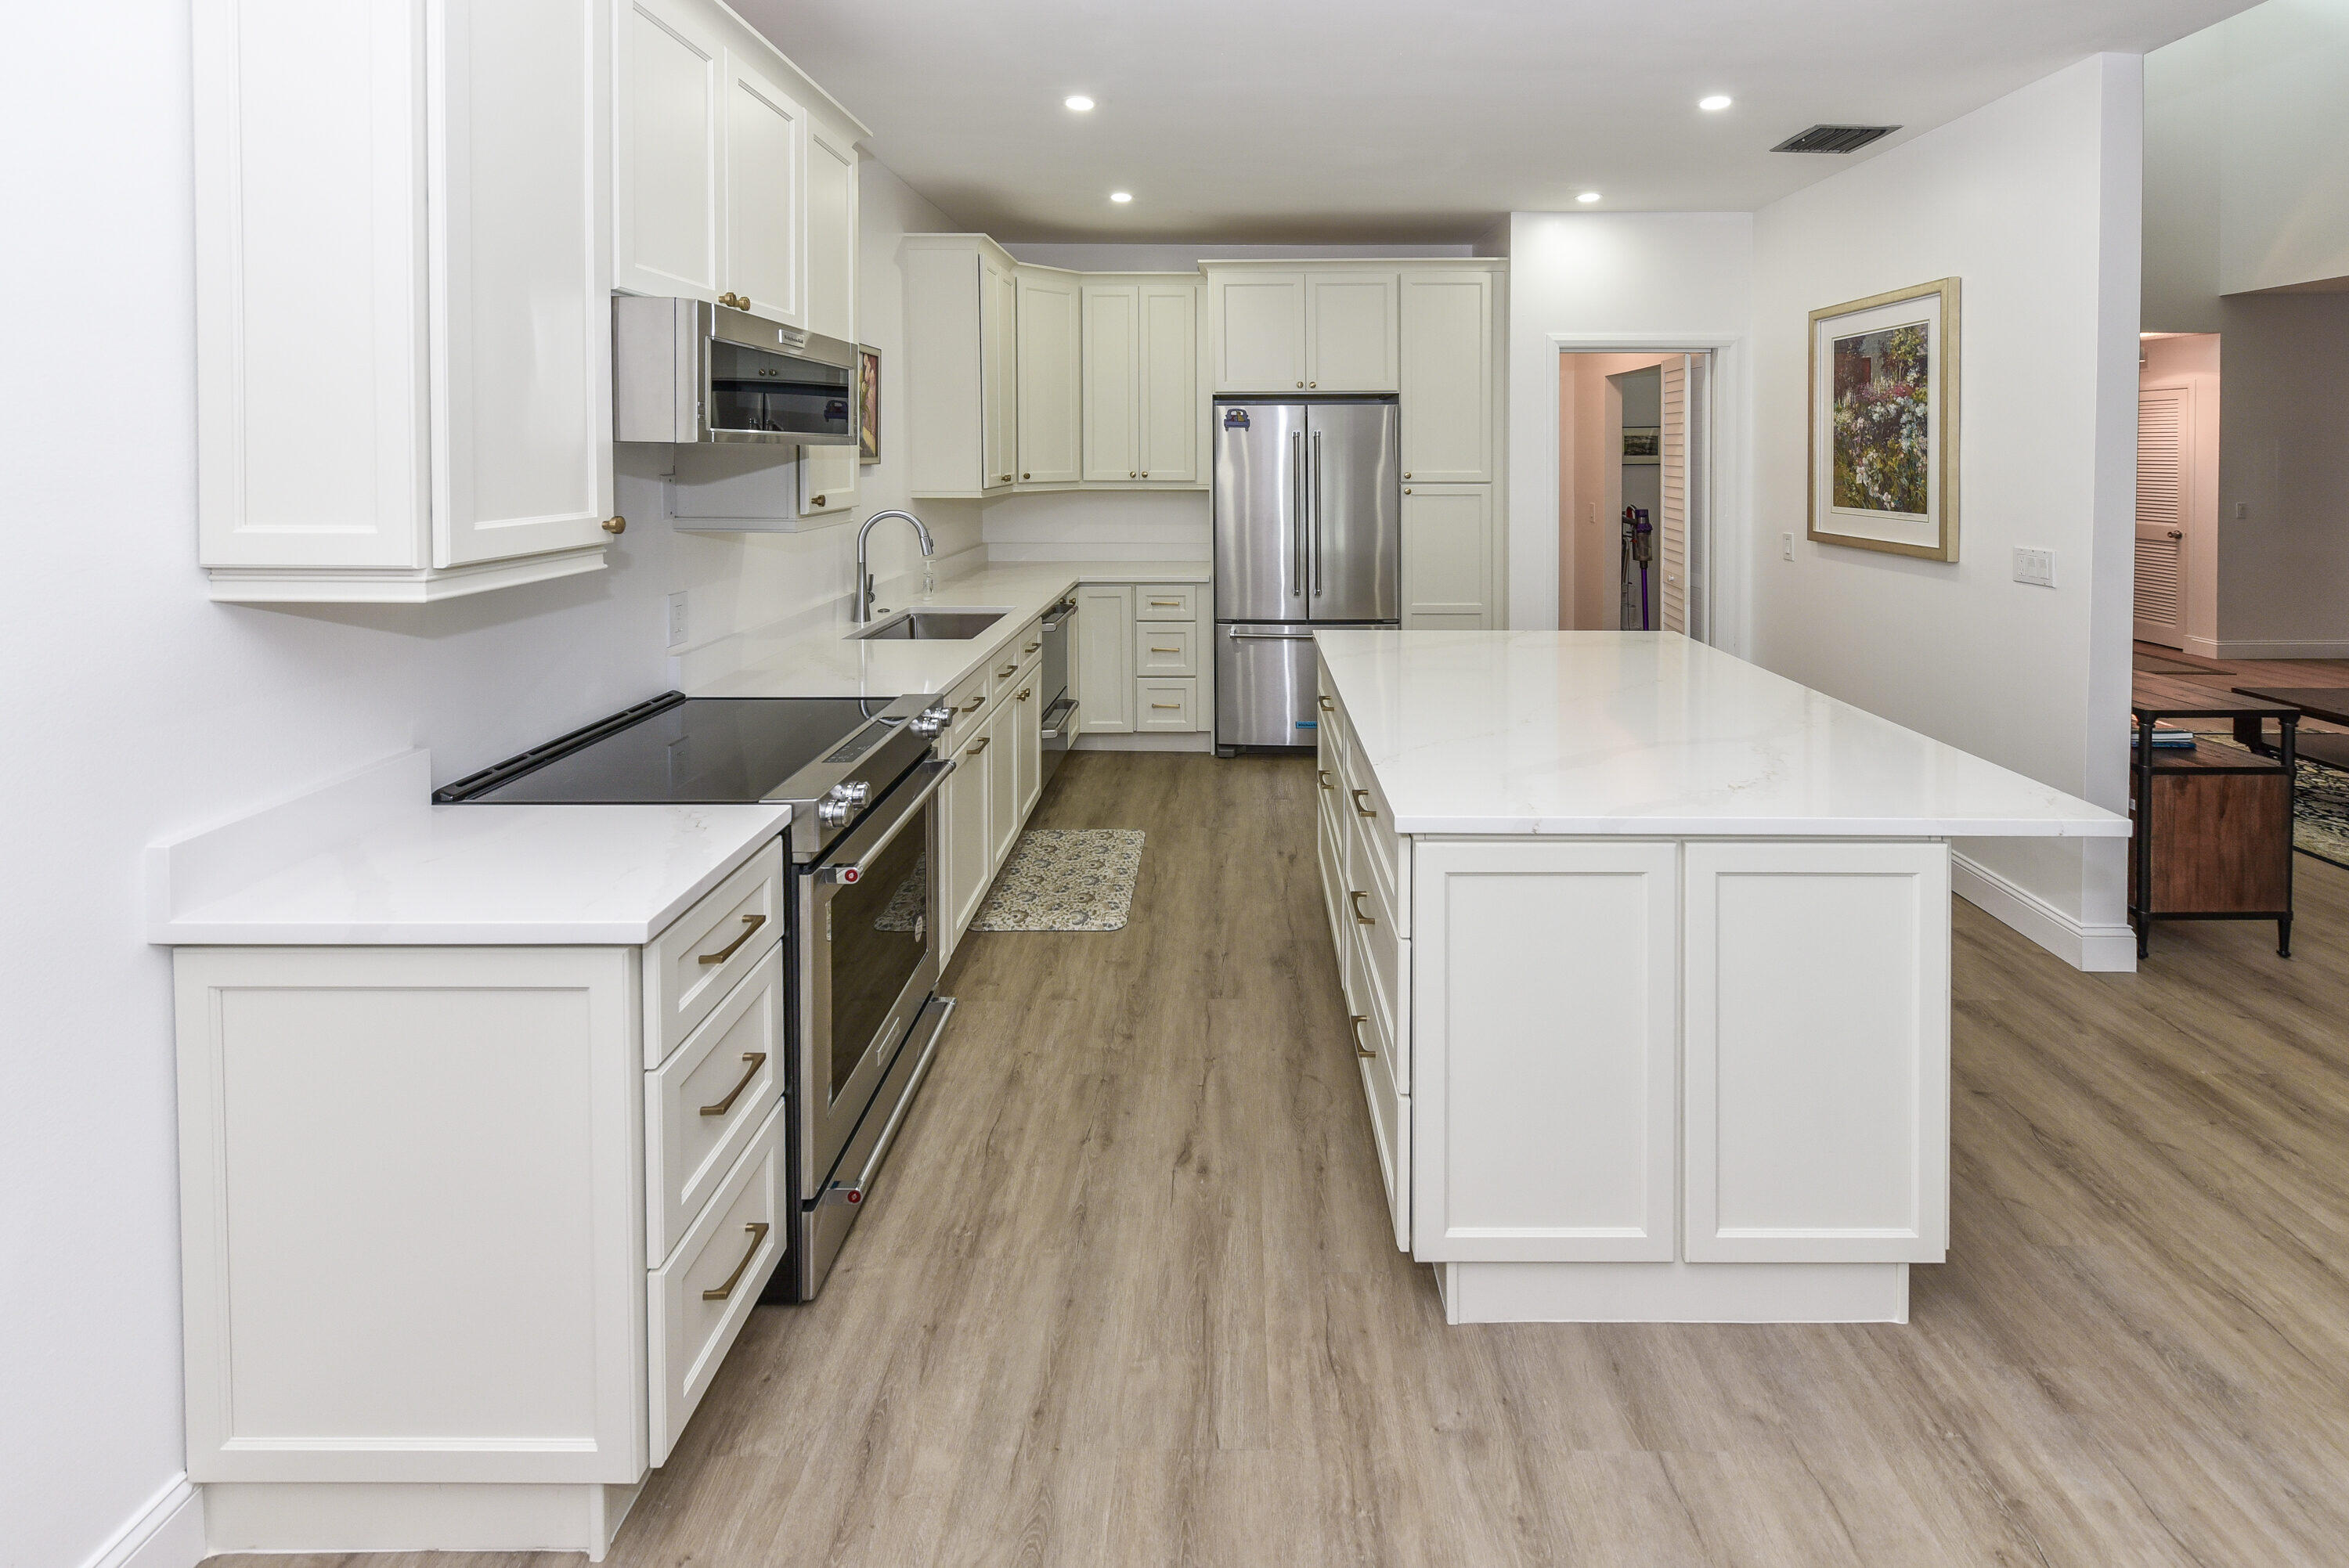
[814,757,956,886]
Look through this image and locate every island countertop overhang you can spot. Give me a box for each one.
[1313,629,2131,840]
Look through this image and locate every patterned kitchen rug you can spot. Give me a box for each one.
[2201,737,2349,870]
[970,829,1145,932]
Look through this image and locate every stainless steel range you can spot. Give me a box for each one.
[434,689,957,1299]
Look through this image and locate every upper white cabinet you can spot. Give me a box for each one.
[904,236,1022,497]
[1398,270,1494,482]
[1016,269,1082,485]
[193,0,616,603]
[1081,277,1200,485]
[1207,267,1399,392]
[719,49,804,325]
[803,123,858,342]
[983,256,1020,488]
[613,0,720,301]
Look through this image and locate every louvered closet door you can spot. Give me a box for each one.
[1659,356,1690,634]
[2134,387,2189,649]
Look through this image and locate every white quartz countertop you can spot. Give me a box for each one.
[693,560,1211,700]
[149,751,789,944]
[1315,631,2131,839]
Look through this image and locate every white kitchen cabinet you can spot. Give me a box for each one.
[1682,841,1950,1264]
[1074,585,1136,733]
[986,700,1019,870]
[719,48,805,326]
[1016,269,1082,485]
[1081,278,1201,484]
[983,254,1020,490]
[1400,484,1495,629]
[1081,284,1139,481]
[944,719,995,948]
[1398,270,1494,482]
[803,123,857,342]
[1013,664,1045,820]
[193,0,615,602]
[1304,272,1399,391]
[614,0,721,301]
[905,236,1023,498]
[1209,269,1308,391]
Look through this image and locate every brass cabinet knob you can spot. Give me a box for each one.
[1294,380,1303,388]
[1403,470,1412,479]
[1021,472,1030,480]
[1403,487,1413,495]
[601,515,626,535]
[1308,380,1317,388]
[1129,470,1138,478]
[1141,470,1149,478]
[810,494,825,506]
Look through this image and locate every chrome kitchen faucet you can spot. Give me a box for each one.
[854,509,936,623]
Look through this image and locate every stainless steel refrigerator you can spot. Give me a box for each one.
[1212,398,1400,752]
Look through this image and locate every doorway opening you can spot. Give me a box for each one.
[1557,350,1715,635]
[2134,333,2218,654]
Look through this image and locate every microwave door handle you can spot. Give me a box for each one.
[814,758,957,885]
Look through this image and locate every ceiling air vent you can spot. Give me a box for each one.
[1771,124,1900,155]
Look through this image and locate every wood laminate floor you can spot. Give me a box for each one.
[227,752,2349,1567]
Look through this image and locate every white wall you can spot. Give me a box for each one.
[2145,0,2349,327]
[1500,212,1754,636]
[1748,54,2144,968]
[2138,333,2224,654]
[2211,293,2349,655]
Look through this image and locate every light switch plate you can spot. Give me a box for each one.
[2012,547,2056,587]
[1781,532,1795,561]
[667,591,688,647]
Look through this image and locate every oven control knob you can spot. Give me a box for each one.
[838,781,871,806]
[817,797,853,827]
[909,703,953,737]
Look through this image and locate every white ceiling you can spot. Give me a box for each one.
[740,0,2252,243]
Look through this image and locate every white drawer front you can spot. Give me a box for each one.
[986,618,1043,701]
[1135,622,1197,677]
[1344,831,1407,1094]
[1136,678,1196,731]
[646,945,785,1264]
[1353,972,1409,1252]
[941,665,990,747]
[648,1098,785,1465]
[644,842,785,1068]
[1340,764,1405,935]
[1134,583,1199,621]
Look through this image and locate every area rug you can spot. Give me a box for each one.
[2203,737,2349,870]
[873,830,1146,933]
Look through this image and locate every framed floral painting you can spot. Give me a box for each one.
[1807,278,1959,560]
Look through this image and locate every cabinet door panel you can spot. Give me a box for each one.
[1304,272,1398,392]
[1400,484,1492,630]
[1082,285,1139,482]
[979,255,1018,489]
[1212,272,1306,391]
[720,49,803,325]
[1398,271,1492,482]
[803,124,857,342]
[1073,585,1135,732]
[1138,283,1199,482]
[615,0,720,301]
[987,703,1019,870]
[947,728,993,942]
[1683,842,1950,1263]
[1016,678,1044,817]
[1411,839,1679,1262]
[798,442,856,518]
[1016,272,1082,485]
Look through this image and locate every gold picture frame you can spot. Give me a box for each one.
[1806,277,1960,561]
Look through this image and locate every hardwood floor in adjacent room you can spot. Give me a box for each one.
[222,752,2349,1568]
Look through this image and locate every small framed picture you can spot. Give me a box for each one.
[1622,426,1660,463]
[1808,278,1960,560]
[857,344,881,465]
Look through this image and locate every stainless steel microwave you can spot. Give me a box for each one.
[612,296,857,445]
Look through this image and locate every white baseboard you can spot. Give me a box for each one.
[1951,852,2137,972]
[83,1475,205,1568]
[2179,634,2225,663]
[2209,636,2349,660]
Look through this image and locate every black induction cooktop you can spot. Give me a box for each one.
[435,693,907,805]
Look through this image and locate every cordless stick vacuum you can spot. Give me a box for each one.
[1622,506,1654,630]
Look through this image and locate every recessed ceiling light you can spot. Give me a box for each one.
[1699,94,1733,112]
[1110,190,1133,204]
[1064,95,1095,112]
[1575,191,1601,204]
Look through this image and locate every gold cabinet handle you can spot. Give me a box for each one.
[1351,789,1376,820]
[1022,471,1030,480]
[1142,470,1150,478]
[601,515,626,535]
[1149,598,1183,606]
[701,1220,771,1300]
[1403,487,1413,495]
[1317,695,1333,712]
[697,913,766,965]
[1308,380,1317,388]
[961,694,985,712]
[1294,380,1304,388]
[698,1053,768,1116]
[1403,470,1413,479]
[1349,1015,1374,1059]
[1017,687,1032,701]
[1350,890,1375,925]
[1130,470,1138,478]
[967,737,990,755]
[810,494,826,506]
[997,664,1018,678]
[1024,641,1041,654]
[1317,768,1333,790]
[1150,644,1180,654]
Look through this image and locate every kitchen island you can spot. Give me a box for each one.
[1312,630,2128,1325]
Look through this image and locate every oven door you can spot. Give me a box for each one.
[797,757,952,1194]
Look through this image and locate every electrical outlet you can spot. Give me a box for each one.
[2012,547,2056,588]
[2234,501,2250,521]
[667,591,688,647]
[1780,532,1794,561]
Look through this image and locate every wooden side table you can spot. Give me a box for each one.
[2130,697,2298,958]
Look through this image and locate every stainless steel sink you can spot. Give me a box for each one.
[849,608,1008,641]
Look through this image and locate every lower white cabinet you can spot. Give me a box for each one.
[1074,585,1136,733]
[171,842,795,1550]
[1073,582,1211,739]
[986,698,1019,867]
[1401,484,1496,629]
[944,718,994,948]
[936,647,1048,961]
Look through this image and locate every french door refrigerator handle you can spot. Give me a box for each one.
[1310,429,1323,597]
[1290,428,1304,597]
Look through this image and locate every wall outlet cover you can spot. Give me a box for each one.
[667,591,688,647]
[2012,547,2056,588]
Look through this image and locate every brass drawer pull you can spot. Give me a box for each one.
[1349,1015,1374,1059]
[1318,695,1333,712]
[1351,789,1376,820]
[698,1053,768,1116]
[1024,641,1041,654]
[701,1220,771,1301]
[997,664,1018,678]
[1017,687,1032,701]
[961,694,985,712]
[1317,769,1333,790]
[1150,701,1182,709]
[1150,644,1180,654]
[967,737,990,755]
[697,913,766,966]
[810,494,826,506]
[1149,598,1183,607]
[1350,890,1375,925]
